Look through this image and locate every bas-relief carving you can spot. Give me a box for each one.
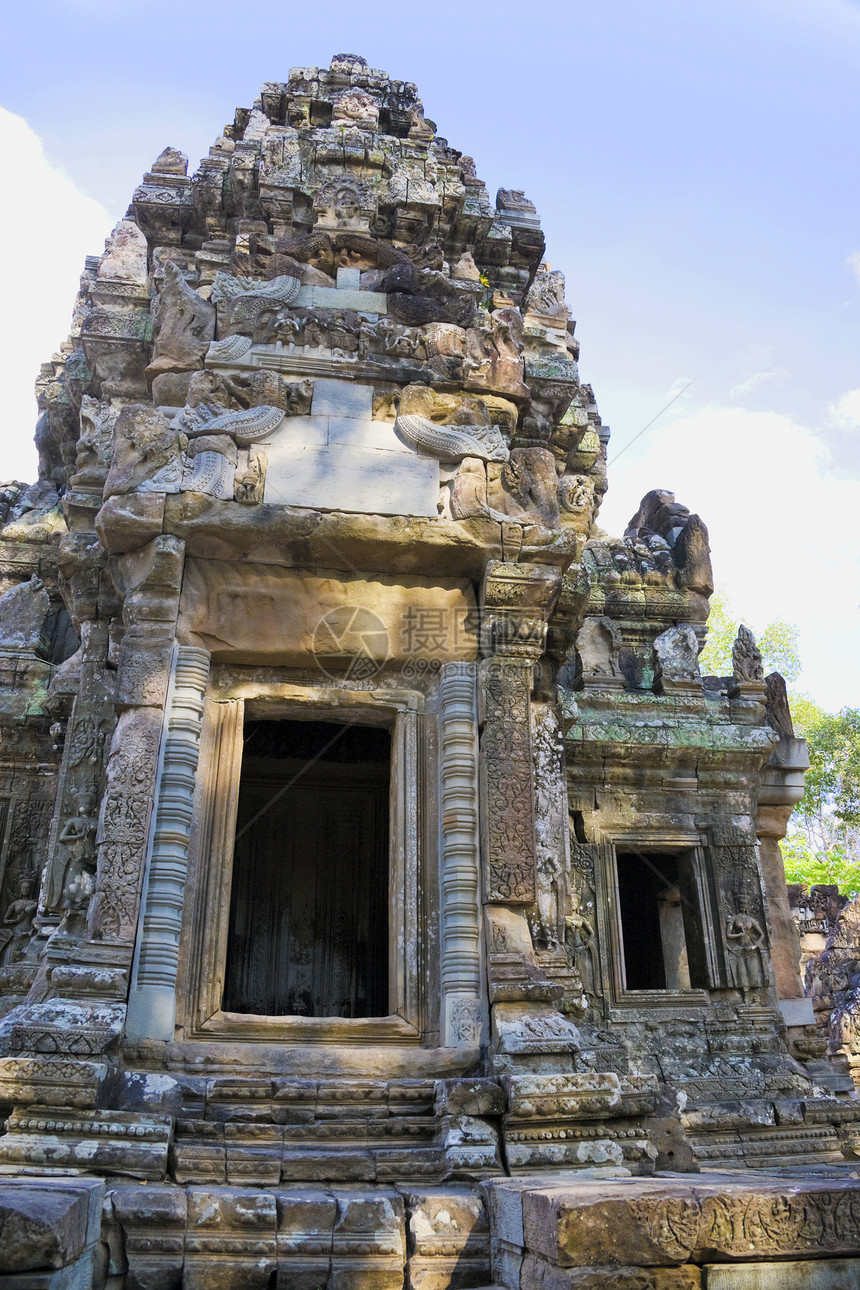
[0,876,37,965]
[624,1187,860,1262]
[480,659,536,904]
[564,889,598,1002]
[725,893,768,997]
[531,704,570,951]
[88,707,162,943]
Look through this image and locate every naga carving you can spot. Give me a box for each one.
[395,413,509,463]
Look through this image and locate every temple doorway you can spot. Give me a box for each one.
[223,718,390,1018]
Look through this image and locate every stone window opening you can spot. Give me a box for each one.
[222,717,391,1019]
[616,849,709,992]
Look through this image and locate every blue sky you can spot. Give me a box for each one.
[1,0,858,708]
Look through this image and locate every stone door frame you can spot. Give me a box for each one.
[175,673,429,1044]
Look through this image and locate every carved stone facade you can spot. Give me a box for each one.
[2,52,860,1289]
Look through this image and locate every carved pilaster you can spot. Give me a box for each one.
[127,646,211,1042]
[439,662,482,1047]
[87,536,186,950]
[478,562,561,908]
[480,657,538,904]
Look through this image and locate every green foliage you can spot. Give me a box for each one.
[701,590,858,894]
[699,589,801,680]
[698,590,737,677]
[780,832,860,895]
[780,702,860,893]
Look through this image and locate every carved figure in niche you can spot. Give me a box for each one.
[146,261,215,382]
[274,312,305,349]
[565,888,598,1000]
[234,448,266,505]
[328,311,360,358]
[52,792,98,926]
[451,457,489,520]
[364,317,426,363]
[72,396,117,488]
[0,875,37,964]
[489,447,560,526]
[490,920,508,952]
[313,175,376,231]
[464,309,528,401]
[331,88,379,129]
[725,892,767,996]
[732,624,764,683]
[575,616,624,685]
[450,997,481,1044]
[558,475,593,515]
[653,624,701,687]
[103,405,182,498]
[303,313,329,350]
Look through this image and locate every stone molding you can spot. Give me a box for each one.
[126,645,211,1042]
[439,662,483,1046]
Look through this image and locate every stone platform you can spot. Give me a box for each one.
[6,1169,860,1287]
[485,1169,860,1288]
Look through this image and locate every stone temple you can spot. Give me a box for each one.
[2,51,860,1289]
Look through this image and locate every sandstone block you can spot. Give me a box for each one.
[516,1176,860,1269]
[434,1079,506,1118]
[184,1188,277,1290]
[312,378,375,420]
[264,441,439,517]
[405,1186,490,1289]
[95,491,166,554]
[0,1178,103,1272]
[704,1258,860,1288]
[520,1255,701,1288]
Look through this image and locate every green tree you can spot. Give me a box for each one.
[700,590,859,893]
[699,589,800,681]
[783,702,860,893]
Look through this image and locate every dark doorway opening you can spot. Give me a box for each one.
[616,850,708,991]
[223,719,390,1018]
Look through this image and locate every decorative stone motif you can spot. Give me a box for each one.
[396,412,509,463]
[127,647,210,1042]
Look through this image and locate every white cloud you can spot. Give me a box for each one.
[0,108,113,483]
[847,250,860,286]
[830,388,860,427]
[600,406,860,712]
[730,368,789,398]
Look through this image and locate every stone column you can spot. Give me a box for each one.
[477,562,584,1071]
[127,646,211,1042]
[439,661,482,1047]
[758,735,811,1006]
